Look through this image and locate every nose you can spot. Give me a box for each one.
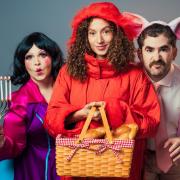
[97,33,104,44]
[153,51,161,61]
[34,56,40,65]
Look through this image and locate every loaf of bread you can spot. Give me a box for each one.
[112,123,138,140]
[84,123,138,140]
[84,127,106,139]
[112,125,130,139]
[126,123,138,139]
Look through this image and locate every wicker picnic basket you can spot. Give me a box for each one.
[56,106,136,178]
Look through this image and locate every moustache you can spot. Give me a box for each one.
[149,60,166,68]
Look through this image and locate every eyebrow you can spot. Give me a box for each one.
[160,45,170,49]
[144,46,154,50]
[25,49,46,56]
[39,50,47,53]
[144,45,170,49]
[88,25,111,31]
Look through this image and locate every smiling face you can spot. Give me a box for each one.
[139,34,177,81]
[88,18,113,59]
[24,44,52,84]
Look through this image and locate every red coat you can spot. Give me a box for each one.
[44,54,160,180]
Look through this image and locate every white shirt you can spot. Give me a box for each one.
[148,63,180,150]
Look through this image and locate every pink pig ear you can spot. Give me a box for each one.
[122,12,149,36]
[174,23,180,40]
[169,17,180,40]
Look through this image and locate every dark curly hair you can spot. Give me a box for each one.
[11,32,64,85]
[67,17,135,81]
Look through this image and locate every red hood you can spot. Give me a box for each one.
[68,2,143,46]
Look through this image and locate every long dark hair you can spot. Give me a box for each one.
[11,32,64,85]
[67,17,135,82]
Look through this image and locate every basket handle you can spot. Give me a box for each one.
[77,106,113,144]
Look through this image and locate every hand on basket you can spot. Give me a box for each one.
[67,101,106,124]
[84,101,106,121]
[0,125,5,148]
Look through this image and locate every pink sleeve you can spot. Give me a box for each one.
[0,91,27,159]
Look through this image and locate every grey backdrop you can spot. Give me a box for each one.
[0,0,180,76]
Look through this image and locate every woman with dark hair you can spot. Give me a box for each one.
[44,2,160,180]
[12,32,62,85]
[0,32,63,180]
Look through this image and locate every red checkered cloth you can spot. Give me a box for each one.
[56,135,134,161]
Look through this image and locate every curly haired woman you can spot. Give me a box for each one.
[44,2,160,180]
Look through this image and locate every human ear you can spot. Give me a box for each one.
[137,48,143,62]
[172,47,177,60]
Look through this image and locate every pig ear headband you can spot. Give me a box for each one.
[169,17,180,39]
[127,13,180,40]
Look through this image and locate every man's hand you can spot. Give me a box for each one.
[164,137,180,163]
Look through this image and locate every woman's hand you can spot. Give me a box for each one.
[66,101,105,124]
[0,126,5,148]
[83,101,105,121]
